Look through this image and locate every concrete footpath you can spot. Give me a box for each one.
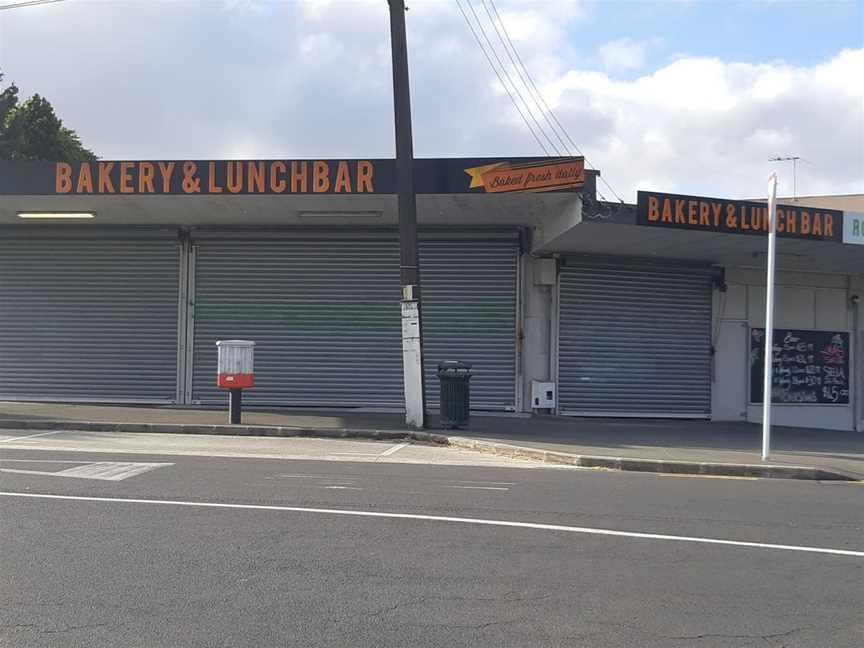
[0,401,861,481]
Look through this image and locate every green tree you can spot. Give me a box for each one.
[0,72,96,161]
[0,74,17,127]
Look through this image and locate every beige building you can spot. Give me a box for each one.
[752,194,864,212]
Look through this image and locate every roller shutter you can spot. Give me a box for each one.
[558,257,713,416]
[421,239,517,410]
[0,231,181,402]
[190,232,517,409]
[191,235,404,407]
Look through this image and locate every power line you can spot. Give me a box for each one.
[454,0,551,156]
[476,0,609,202]
[0,0,68,10]
[487,0,621,201]
[485,0,624,203]
[464,0,562,156]
[484,0,576,159]
[479,0,571,159]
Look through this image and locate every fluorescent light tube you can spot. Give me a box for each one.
[17,212,96,219]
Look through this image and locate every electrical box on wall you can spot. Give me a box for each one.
[531,381,556,409]
[534,258,557,286]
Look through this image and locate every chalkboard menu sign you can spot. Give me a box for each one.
[750,328,851,404]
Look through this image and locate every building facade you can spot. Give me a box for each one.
[0,157,860,431]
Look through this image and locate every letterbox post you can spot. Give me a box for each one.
[216,340,255,425]
[229,388,242,425]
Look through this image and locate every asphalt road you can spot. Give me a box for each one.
[0,435,862,648]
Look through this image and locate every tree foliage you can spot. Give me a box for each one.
[0,71,97,161]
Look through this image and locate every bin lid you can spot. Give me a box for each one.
[437,360,472,372]
[216,340,255,347]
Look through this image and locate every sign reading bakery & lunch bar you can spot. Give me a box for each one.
[0,157,587,196]
[636,190,843,242]
[55,160,376,195]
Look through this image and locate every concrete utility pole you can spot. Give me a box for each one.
[388,0,427,428]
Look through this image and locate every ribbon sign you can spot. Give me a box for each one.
[464,159,585,193]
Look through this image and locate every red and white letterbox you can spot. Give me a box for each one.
[216,340,255,389]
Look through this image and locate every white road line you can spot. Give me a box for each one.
[323,486,363,491]
[445,485,510,491]
[453,480,516,486]
[274,475,358,480]
[0,469,65,477]
[2,491,860,559]
[0,459,88,464]
[0,430,66,443]
[330,443,408,458]
[0,462,172,481]
[54,462,172,481]
[378,443,409,457]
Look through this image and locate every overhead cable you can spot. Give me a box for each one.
[464,0,562,156]
[486,0,625,202]
[455,0,554,156]
[0,0,68,11]
[479,0,573,160]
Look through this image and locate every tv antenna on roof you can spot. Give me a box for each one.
[768,156,806,202]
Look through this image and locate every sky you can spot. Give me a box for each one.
[0,0,862,202]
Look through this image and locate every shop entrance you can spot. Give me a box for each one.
[557,256,714,417]
[179,230,520,411]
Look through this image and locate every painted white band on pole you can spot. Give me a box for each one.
[762,173,778,461]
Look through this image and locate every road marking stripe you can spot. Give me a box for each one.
[1,491,861,558]
[0,463,172,481]
[323,486,363,491]
[379,443,409,457]
[274,475,359,479]
[453,480,516,485]
[0,469,64,477]
[445,485,510,491]
[0,430,65,443]
[54,462,172,481]
[0,459,88,464]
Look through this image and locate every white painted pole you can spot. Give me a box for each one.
[762,173,779,461]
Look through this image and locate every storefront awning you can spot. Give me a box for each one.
[537,220,862,273]
[537,191,863,274]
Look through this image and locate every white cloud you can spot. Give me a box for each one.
[496,0,585,44]
[545,48,864,199]
[0,1,860,201]
[597,38,648,72]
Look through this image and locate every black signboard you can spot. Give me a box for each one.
[636,190,843,243]
[0,157,587,196]
[750,328,851,404]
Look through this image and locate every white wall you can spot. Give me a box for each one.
[712,267,860,431]
[520,256,555,411]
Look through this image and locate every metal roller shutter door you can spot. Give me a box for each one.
[0,233,181,402]
[191,237,404,407]
[421,240,517,410]
[190,234,517,409]
[558,257,713,416]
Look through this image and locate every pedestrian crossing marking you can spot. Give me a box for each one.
[0,461,172,481]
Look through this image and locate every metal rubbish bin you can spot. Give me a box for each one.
[438,361,472,429]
